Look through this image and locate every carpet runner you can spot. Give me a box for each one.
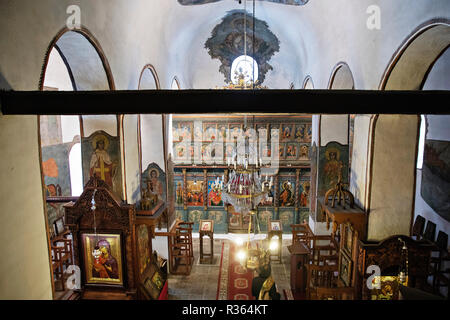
[216,241,255,300]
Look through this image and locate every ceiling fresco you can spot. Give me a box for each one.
[178,0,308,6]
[204,10,280,84]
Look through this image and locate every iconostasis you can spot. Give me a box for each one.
[172,115,312,234]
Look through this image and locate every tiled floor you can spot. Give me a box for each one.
[167,236,292,300]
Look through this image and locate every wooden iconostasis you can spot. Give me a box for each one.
[171,114,312,234]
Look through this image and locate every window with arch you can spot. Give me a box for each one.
[417,115,426,169]
[230,55,258,84]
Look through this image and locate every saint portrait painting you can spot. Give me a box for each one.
[81,233,123,286]
[82,131,123,199]
[279,180,295,206]
[89,134,118,189]
[323,147,343,189]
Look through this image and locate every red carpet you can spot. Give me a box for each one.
[216,242,255,300]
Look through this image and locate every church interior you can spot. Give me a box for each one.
[0,0,449,302]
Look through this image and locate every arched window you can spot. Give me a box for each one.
[416,115,426,169]
[230,55,258,84]
[69,142,83,196]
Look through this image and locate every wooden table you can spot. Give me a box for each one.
[288,242,310,294]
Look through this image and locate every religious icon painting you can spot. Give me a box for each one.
[203,123,217,141]
[269,220,282,232]
[81,233,123,286]
[172,125,180,142]
[208,180,223,206]
[258,210,272,227]
[217,124,228,141]
[261,144,272,158]
[279,210,294,231]
[294,124,306,142]
[299,181,310,208]
[137,225,150,275]
[225,143,235,160]
[339,252,353,287]
[178,122,193,142]
[281,124,293,141]
[229,124,243,141]
[279,179,295,207]
[259,181,274,206]
[82,130,123,199]
[201,143,212,163]
[174,143,186,162]
[256,123,269,144]
[305,124,312,142]
[199,219,214,232]
[286,143,297,159]
[278,144,285,159]
[186,180,204,206]
[174,179,184,206]
[269,124,280,143]
[193,124,203,142]
[298,144,309,161]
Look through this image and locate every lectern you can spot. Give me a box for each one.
[288,242,310,294]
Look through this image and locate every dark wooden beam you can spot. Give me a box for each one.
[1,89,449,115]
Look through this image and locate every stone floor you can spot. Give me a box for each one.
[167,236,292,300]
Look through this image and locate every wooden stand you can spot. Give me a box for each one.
[288,242,310,294]
[268,230,283,263]
[199,230,214,264]
[168,220,194,275]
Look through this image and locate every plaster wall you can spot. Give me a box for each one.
[350,114,372,210]
[367,115,419,241]
[320,115,348,146]
[0,115,52,299]
[123,114,141,204]
[140,114,165,172]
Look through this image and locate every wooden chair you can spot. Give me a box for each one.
[430,231,449,298]
[313,286,355,300]
[169,221,194,275]
[423,221,437,242]
[310,235,339,266]
[51,246,65,291]
[411,215,426,240]
[305,264,339,299]
[291,223,313,248]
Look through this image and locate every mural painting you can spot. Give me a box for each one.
[204,10,280,85]
[42,142,74,197]
[141,163,166,210]
[318,141,349,197]
[421,139,450,221]
[82,131,122,199]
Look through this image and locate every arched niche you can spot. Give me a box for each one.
[40,27,115,91]
[138,64,160,90]
[380,20,450,90]
[328,62,355,89]
[302,76,314,89]
[171,77,181,90]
